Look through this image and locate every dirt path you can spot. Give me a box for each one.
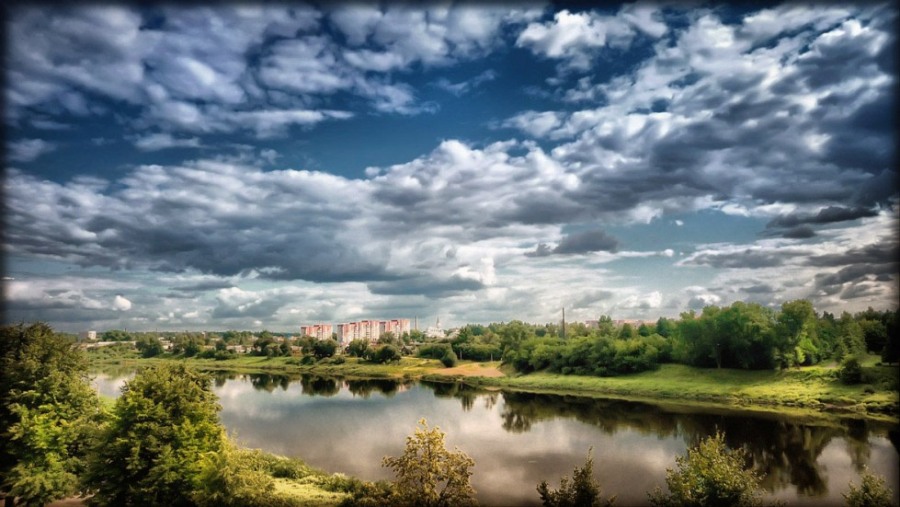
[437,362,505,378]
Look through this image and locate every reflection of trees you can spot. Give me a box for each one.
[495,391,895,499]
[420,381,481,412]
[299,375,340,397]
[499,392,681,437]
[345,378,409,398]
[248,373,299,392]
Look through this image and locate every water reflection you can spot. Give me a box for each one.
[93,371,898,506]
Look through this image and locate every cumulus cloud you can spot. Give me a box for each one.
[526,229,619,256]
[113,295,132,311]
[516,5,666,70]
[133,133,201,151]
[8,138,57,162]
[5,5,540,136]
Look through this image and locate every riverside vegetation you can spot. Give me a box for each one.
[1,322,897,506]
[88,300,899,420]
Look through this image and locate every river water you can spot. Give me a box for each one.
[92,371,899,506]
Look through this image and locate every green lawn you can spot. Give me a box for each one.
[89,348,898,421]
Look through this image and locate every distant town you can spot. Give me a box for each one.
[76,316,655,350]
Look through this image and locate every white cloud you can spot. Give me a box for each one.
[8,138,57,162]
[113,295,132,311]
[134,133,201,151]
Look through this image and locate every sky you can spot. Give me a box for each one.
[2,2,897,333]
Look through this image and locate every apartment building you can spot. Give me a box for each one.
[299,324,333,341]
[327,318,412,347]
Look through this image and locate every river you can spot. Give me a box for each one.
[92,371,899,506]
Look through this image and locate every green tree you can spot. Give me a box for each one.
[136,335,164,358]
[192,440,275,507]
[648,431,765,507]
[347,339,370,358]
[369,345,402,364]
[537,449,615,507]
[101,329,132,342]
[84,364,225,507]
[843,466,894,507]
[839,356,864,385]
[0,323,104,506]
[774,299,819,367]
[312,339,339,360]
[382,419,476,507]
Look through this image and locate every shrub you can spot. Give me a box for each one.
[648,431,764,507]
[537,449,614,507]
[843,467,894,507]
[840,356,864,385]
[441,350,458,368]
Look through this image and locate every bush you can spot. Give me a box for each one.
[648,431,764,507]
[441,350,458,368]
[843,467,894,507]
[840,356,864,385]
[83,364,225,506]
[418,343,453,360]
[537,449,614,507]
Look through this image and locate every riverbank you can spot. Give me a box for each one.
[89,352,899,423]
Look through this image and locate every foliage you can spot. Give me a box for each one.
[0,323,104,506]
[193,441,276,507]
[648,431,765,507]
[537,449,615,507]
[101,329,132,341]
[441,349,458,367]
[84,364,225,506]
[419,343,454,360]
[842,466,895,507]
[136,335,164,358]
[347,339,371,358]
[367,345,402,364]
[881,310,899,364]
[381,419,477,507]
[839,356,865,385]
[311,339,339,360]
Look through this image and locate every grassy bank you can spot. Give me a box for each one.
[89,349,898,422]
[457,361,899,422]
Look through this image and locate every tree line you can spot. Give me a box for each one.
[476,301,899,378]
[2,322,896,507]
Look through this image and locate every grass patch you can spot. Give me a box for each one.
[90,348,898,421]
[271,478,349,506]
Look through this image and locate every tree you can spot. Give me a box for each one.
[537,449,615,507]
[101,329,132,342]
[136,335,164,358]
[84,364,225,507]
[382,419,476,507]
[192,440,275,507]
[843,466,894,507]
[369,345,402,364]
[347,339,370,358]
[648,431,765,507]
[311,339,339,360]
[839,356,864,385]
[0,323,104,506]
[774,299,819,367]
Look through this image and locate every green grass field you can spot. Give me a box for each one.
[89,348,898,422]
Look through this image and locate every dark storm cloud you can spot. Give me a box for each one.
[367,274,484,299]
[4,164,395,285]
[571,290,615,309]
[741,284,776,294]
[806,240,898,268]
[554,229,620,254]
[170,281,236,292]
[681,249,789,269]
[767,206,879,229]
[780,226,817,239]
[526,229,619,257]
